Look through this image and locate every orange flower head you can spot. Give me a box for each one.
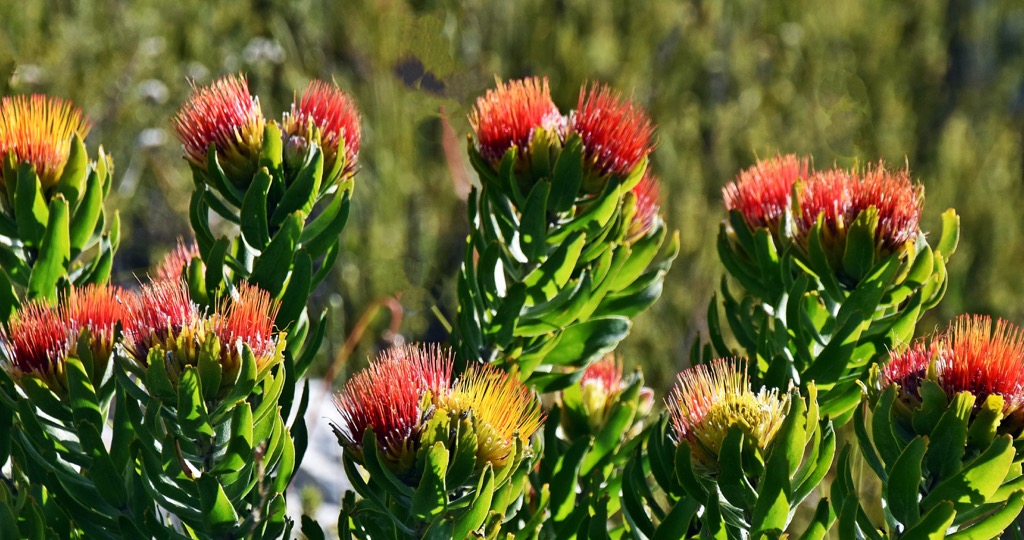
[853,163,923,254]
[333,344,455,471]
[173,74,265,183]
[445,363,544,467]
[282,80,361,179]
[0,300,72,392]
[211,282,282,374]
[0,94,91,192]
[123,280,200,365]
[153,238,201,283]
[627,171,663,241]
[469,77,564,165]
[724,154,809,230]
[667,358,789,466]
[570,83,654,179]
[936,315,1024,415]
[62,284,129,378]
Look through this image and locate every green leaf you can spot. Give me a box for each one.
[522,230,586,300]
[176,368,215,438]
[886,436,926,527]
[68,169,103,257]
[551,438,589,520]
[751,444,792,535]
[250,213,302,297]
[56,134,88,205]
[300,189,350,258]
[271,148,323,227]
[549,135,583,212]
[260,122,284,177]
[453,464,494,538]
[240,167,272,249]
[935,209,960,259]
[900,501,955,540]
[197,475,239,534]
[921,435,1015,511]
[277,249,312,330]
[925,393,972,480]
[203,236,230,300]
[300,515,326,540]
[842,207,879,282]
[189,189,216,252]
[543,317,631,367]
[27,195,70,302]
[519,181,550,260]
[945,489,1024,540]
[14,163,48,247]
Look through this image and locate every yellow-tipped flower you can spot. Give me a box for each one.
[445,363,544,468]
[667,358,789,466]
[0,94,91,193]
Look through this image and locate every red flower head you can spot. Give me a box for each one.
[853,163,923,254]
[0,300,72,393]
[153,238,201,283]
[796,163,923,262]
[444,363,544,467]
[173,74,265,183]
[570,83,654,181]
[123,280,200,365]
[62,284,129,379]
[723,154,809,231]
[282,80,361,180]
[796,168,854,238]
[333,344,455,473]
[211,282,282,374]
[0,94,91,192]
[469,77,564,166]
[580,354,623,396]
[667,358,789,466]
[882,341,933,405]
[627,171,663,242]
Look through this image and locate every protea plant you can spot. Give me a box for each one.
[455,77,677,391]
[709,156,959,424]
[333,344,544,539]
[623,358,835,539]
[114,280,295,538]
[0,94,120,317]
[840,315,1024,538]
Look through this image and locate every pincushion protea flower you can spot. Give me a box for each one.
[667,358,789,466]
[123,279,200,365]
[469,76,564,166]
[578,355,623,422]
[445,363,544,467]
[153,238,201,283]
[0,299,71,392]
[62,284,129,378]
[884,315,1024,418]
[853,164,923,254]
[0,94,91,192]
[723,154,809,231]
[333,345,455,472]
[282,80,361,179]
[173,74,265,183]
[795,163,923,258]
[211,282,283,374]
[570,83,654,181]
[626,171,662,242]
[1,285,128,393]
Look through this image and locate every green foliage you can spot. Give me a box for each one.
[838,378,1024,538]
[0,136,118,321]
[455,138,678,392]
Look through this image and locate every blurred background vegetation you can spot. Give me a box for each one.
[2,0,1022,394]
